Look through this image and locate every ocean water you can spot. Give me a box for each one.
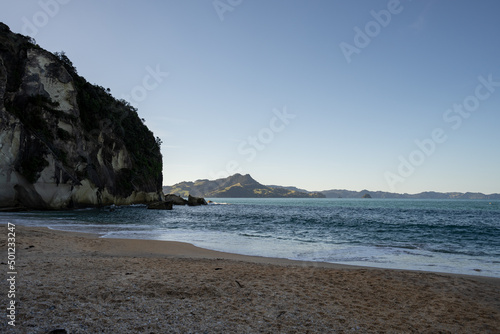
[1,198,499,277]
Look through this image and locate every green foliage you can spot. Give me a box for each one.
[54,51,77,74]
[0,23,40,92]
[63,60,163,190]
[115,168,135,196]
[155,136,163,147]
[0,24,163,192]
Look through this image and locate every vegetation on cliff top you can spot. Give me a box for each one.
[55,51,163,190]
[0,22,163,195]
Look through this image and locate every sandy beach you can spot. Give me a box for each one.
[1,225,499,333]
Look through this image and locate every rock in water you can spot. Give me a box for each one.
[0,23,164,209]
[187,195,208,206]
[147,201,173,210]
[165,194,188,205]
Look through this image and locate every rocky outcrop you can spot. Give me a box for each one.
[147,201,173,210]
[0,23,163,210]
[187,195,208,206]
[165,194,188,205]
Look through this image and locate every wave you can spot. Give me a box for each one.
[239,233,273,239]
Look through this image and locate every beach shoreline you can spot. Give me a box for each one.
[1,224,499,332]
[39,224,500,283]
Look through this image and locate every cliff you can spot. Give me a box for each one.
[163,174,326,198]
[0,23,163,210]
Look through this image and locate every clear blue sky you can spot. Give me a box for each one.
[2,0,500,194]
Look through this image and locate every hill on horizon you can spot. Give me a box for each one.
[320,189,500,200]
[164,174,500,200]
[163,174,325,198]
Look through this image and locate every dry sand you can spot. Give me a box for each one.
[1,225,499,333]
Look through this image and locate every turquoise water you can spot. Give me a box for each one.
[1,198,499,277]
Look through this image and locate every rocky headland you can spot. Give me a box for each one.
[0,23,163,210]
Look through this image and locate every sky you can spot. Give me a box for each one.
[1,0,499,194]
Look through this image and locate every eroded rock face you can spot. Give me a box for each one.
[187,195,208,206]
[147,201,173,210]
[0,23,163,209]
[165,194,188,205]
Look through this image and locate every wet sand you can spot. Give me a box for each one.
[1,225,499,333]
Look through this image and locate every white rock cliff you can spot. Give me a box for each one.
[0,23,163,210]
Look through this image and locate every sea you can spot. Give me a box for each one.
[2,198,499,278]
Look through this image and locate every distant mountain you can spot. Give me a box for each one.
[164,174,499,200]
[266,185,311,193]
[321,189,500,200]
[163,174,325,198]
